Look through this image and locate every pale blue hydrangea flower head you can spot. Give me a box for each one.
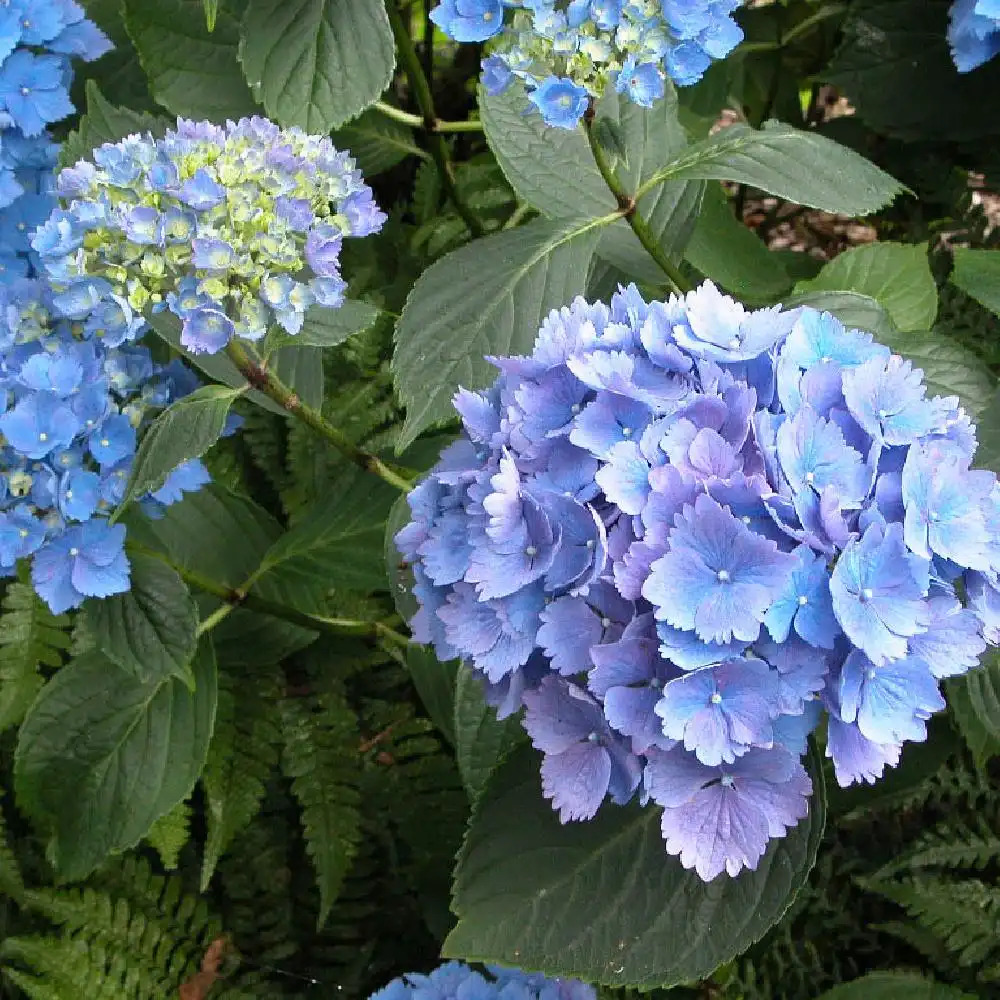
[949,0,1000,72]
[430,0,744,127]
[397,281,1000,881]
[36,117,386,355]
[368,962,596,1000]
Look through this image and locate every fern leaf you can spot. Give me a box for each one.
[0,802,23,903]
[201,663,283,890]
[145,798,191,871]
[280,689,362,929]
[877,818,1000,876]
[864,874,1000,966]
[0,576,71,731]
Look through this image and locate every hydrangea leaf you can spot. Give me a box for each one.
[239,0,395,131]
[332,108,422,177]
[444,742,826,987]
[393,217,608,449]
[947,652,1000,767]
[386,494,420,625]
[275,300,381,349]
[272,345,324,410]
[14,640,217,881]
[85,553,199,686]
[408,647,459,749]
[825,0,1000,141]
[951,247,1000,319]
[121,385,244,509]
[815,972,977,999]
[684,182,793,303]
[796,242,938,332]
[454,664,527,800]
[124,0,259,121]
[642,121,904,216]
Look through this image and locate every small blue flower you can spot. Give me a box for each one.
[430,0,505,42]
[528,76,590,129]
[616,58,664,108]
[764,545,840,649]
[180,307,235,355]
[304,223,343,278]
[88,413,136,467]
[0,392,80,458]
[31,519,130,612]
[0,51,74,137]
[481,54,514,95]
[178,167,225,210]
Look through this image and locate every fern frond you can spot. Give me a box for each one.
[864,874,1000,967]
[876,817,1000,876]
[280,689,362,928]
[145,798,191,871]
[240,407,290,501]
[0,575,71,731]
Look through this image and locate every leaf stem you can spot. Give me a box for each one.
[582,107,692,295]
[386,3,486,237]
[136,543,411,647]
[373,100,484,133]
[225,339,413,493]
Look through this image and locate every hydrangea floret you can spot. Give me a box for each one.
[429,0,744,128]
[949,0,1000,71]
[0,278,211,613]
[397,280,1000,882]
[35,117,387,355]
[370,961,596,1000]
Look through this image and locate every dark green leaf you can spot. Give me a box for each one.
[124,0,258,120]
[407,647,459,748]
[239,0,394,131]
[332,108,423,176]
[281,301,380,349]
[60,80,167,170]
[826,0,1000,141]
[684,182,793,302]
[951,247,1000,318]
[14,641,217,880]
[393,217,607,449]
[646,121,903,216]
[444,743,826,987]
[975,387,1000,475]
[271,344,323,409]
[815,972,976,999]
[86,553,198,685]
[798,242,938,332]
[386,494,419,624]
[948,652,1000,767]
[122,385,243,508]
[453,664,525,801]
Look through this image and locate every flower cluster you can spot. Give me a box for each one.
[430,0,743,128]
[0,0,110,280]
[0,278,211,613]
[36,117,387,355]
[370,962,595,1000]
[949,0,1000,71]
[398,280,1000,881]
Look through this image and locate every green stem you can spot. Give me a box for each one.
[226,339,413,493]
[137,543,411,647]
[374,100,484,133]
[582,109,692,295]
[386,3,486,237]
[502,201,535,230]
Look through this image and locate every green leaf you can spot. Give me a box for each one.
[815,972,977,999]
[975,387,1000,475]
[948,652,1000,767]
[825,0,1000,142]
[85,553,198,686]
[239,0,394,132]
[279,301,380,349]
[782,289,900,342]
[201,661,282,889]
[393,216,607,449]
[122,384,243,508]
[0,576,71,733]
[332,108,422,176]
[453,664,525,802]
[951,247,1000,318]
[683,182,793,302]
[444,743,826,987]
[14,641,217,880]
[59,80,167,170]
[280,690,362,928]
[797,242,938,332]
[272,344,324,409]
[124,0,258,120]
[645,121,903,216]
[202,0,219,30]
[407,646,459,747]
[386,494,419,624]
[144,798,191,870]
[480,85,702,284]
[250,467,398,597]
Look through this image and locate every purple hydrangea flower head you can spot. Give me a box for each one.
[368,962,596,1000]
[398,281,1000,880]
[428,0,743,126]
[39,117,385,355]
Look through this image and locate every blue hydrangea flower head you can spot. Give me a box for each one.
[398,281,1000,881]
[38,117,386,355]
[368,962,596,1000]
[949,0,1000,71]
[432,0,744,127]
